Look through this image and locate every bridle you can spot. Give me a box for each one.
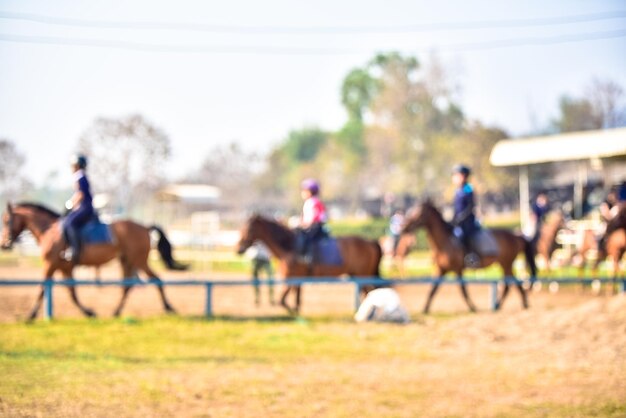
[2,210,18,249]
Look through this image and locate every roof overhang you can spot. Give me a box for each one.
[156,184,221,204]
[490,127,626,167]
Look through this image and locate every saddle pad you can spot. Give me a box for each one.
[313,237,343,266]
[80,220,113,244]
[470,229,499,257]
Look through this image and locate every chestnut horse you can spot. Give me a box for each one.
[534,211,565,274]
[401,201,536,313]
[381,233,416,278]
[1,202,188,320]
[236,215,383,314]
[579,206,626,291]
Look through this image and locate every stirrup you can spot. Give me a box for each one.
[464,252,480,268]
[60,248,73,262]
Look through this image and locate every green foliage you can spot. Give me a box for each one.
[552,96,602,133]
[282,127,329,165]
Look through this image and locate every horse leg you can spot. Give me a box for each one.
[295,285,302,315]
[113,262,136,317]
[142,265,176,314]
[495,282,510,310]
[280,285,295,315]
[28,265,56,321]
[61,267,96,317]
[514,277,529,309]
[456,274,477,312]
[423,277,444,314]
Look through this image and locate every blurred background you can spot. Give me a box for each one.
[1,0,625,265]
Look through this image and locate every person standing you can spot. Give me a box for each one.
[388,209,405,256]
[245,242,275,306]
[530,191,550,246]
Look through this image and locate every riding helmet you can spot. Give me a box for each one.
[71,154,88,169]
[300,178,320,195]
[452,164,471,177]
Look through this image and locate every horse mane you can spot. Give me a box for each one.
[253,215,295,252]
[15,202,61,219]
[605,205,626,237]
[422,200,454,234]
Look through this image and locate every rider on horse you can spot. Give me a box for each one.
[451,164,480,267]
[62,154,95,264]
[297,178,328,263]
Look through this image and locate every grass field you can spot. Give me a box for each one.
[1,241,625,417]
[1,296,625,418]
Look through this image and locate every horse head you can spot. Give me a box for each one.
[1,203,24,250]
[401,205,425,234]
[237,214,261,255]
[237,214,294,256]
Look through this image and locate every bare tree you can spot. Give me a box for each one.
[585,77,626,129]
[0,139,31,200]
[77,114,171,214]
[186,142,263,210]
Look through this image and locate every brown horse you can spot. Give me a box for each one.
[1,202,188,320]
[380,233,416,278]
[583,206,626,290]
[401,201,536,313]
[534,211,565,274]
[236,215,383,314]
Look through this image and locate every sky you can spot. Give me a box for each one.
[1,0,625,188]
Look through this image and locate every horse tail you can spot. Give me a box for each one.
[523,236,537,279]
[149,225,189,271]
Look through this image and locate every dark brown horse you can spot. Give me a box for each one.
[1,202,188,320]
[401,201,536,313]
[236,215,383,314]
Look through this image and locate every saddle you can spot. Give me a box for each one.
[80,218,113,244]
[311,237,343,266]
[61,214,113,245]
[469,229,499,258]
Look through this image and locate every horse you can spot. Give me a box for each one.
[586,206,626,291]
[534,211,565,274]
[378,234,416,278]
[401,201,536,313]
[379,233,416,278]
[236,214,383,315]
[1,202,188,320]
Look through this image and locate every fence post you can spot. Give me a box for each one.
[354,282,361,312]
[490,282,499,311]
[44,280,54,320]
[205,283,213,317]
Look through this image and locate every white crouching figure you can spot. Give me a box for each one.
[354,287,410,324]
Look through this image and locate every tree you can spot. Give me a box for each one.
[551,96,602,132]
[585,77,626,129]
[77,114,171,214]
[187,142,263,209]
[551,77,626,133]
[0,139,31,201]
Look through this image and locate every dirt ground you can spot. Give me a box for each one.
[0,263,616,321]
[1,264,625,417]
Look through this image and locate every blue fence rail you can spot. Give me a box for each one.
[1,277,624,320]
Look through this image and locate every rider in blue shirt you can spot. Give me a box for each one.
[451,164,480,266]
[62,154,95,264]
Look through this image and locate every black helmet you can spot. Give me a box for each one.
[452,164,471,177]
[71,154,88,169]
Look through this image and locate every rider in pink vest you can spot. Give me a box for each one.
[298,179,328,263]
